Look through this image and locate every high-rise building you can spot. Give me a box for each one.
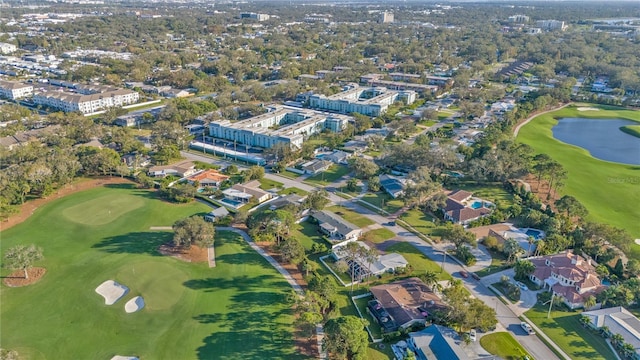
[380,11,394,24]
[508,15,530,23]
[536,20,567,31]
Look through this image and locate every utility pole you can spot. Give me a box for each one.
[441,250,446,273]
[547,294,555,319]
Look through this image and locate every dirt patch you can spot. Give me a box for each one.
[158,244,208,263]
[520,174,562,211]
[1,177,135,231]
[3,267,47,287]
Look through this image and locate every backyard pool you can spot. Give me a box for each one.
[524,228,545,240]
[470,200,492,209]
[219,198,244,208]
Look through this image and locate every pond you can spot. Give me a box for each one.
[552,118,640,165]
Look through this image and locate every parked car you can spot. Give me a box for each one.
[516,281,529,291]
[471,273,480,280]
[521,321,535,335]
[469,329,477,342]
[459,271,469,278]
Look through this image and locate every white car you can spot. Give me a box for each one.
[521,321,535,335]
[516,281,529,291]
[469,329,477,342]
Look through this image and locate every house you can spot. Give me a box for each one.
[529,251,607,309]
[223,180,272,204]
[582,307,640,359]
[121,153,151,169]
[311,210,361,241]
[442,190,493,225]
[268,194,305,210]
[187,169,230,188]
[379,174,407,199]
[323,150,351,164]
[161,88,192,98]
[369,278,446,331]
[408,325,474,360]
[301,159,333,175]
[487,227,541,257]
[148,160,197,178]
[204,207,230,222]
[332,241,408,280]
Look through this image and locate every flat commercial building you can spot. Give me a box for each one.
[209,106,349,149]
[33,88,139,114]
[0,79,33,99]
[308,85,416,117]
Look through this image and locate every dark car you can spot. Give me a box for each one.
[459,271,469,278]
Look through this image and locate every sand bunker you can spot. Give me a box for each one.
[95,280,129,305]
[635,239,640,246]
[125,296,145,313]
[577,107,600,111]
[111,356,139,360]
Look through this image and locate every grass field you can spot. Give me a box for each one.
[399,209,447,241]
[620,124,640,138]
[306,165,351,186]
[327,206,375,227]
[278,187,309,196]
[525,304,616,360]
[0,185,301,359]
[479,332,531,360]
[517,104,640,258]
[362,228,396,243]
[360,193,405,214]
[258,178,284,190]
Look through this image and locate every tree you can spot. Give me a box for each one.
[279,238,305,265]
[347,157,379,179]
[442,224,476,249]
[2,244,43,279]
[611,333,625,348]
[304,189,330,210]
[514,260,535,281]
[242,166,265,182]
[367,176,381,192]
[172,216,215,249]
[341,241,365,293]
[555,195,588,219]
[583,295,597,310]
[323,316,369,360]
[579,315,591,328]
[346,178,358,192]
[503,238,523,263]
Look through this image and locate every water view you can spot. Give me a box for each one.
[552,118,640,165]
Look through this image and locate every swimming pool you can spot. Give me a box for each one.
[525,229,544,240]
[220,198,243,207]
[471,201,484,209]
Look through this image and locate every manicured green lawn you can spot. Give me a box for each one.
[620,124,640,138]
[278,187,309,196]
[399,209,447,241]
[0,185,301,359]
[258,178,284,190]
[353,295,383,339]
[525,304,616,360]
[362,228,396,243]
[385,242,452,281]
[454,182,515,211]
[278,170,303,179]
[480,332,531,360]
[338,185,362,198]
[290,221,329,252]
[306,165,351,185]
[360,193,404,214]
[517,104,640,256]
[327,206,375,227]
[475,248,510,278]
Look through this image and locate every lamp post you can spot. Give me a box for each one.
[441,249,447,273]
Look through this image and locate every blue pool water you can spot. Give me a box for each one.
[526,229,544,240]
[471,201,483,209]
[220,198,243,207]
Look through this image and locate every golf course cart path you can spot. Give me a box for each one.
[149,226,172,230]
[513,103,571,136]
[95,280,129,305]
[208,244,216,267]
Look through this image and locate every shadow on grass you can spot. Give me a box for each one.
[183,274,278,292]
[92,231,171,255]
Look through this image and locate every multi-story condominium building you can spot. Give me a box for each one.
[240,12,270,21]
[380,11,394,23]
[33,88,139,114]
[0,43,18,54]
[364,80,438,95]
[536,20,567,31]
[508,15,530,23]
[0,79,33,99]
[209,106,349,149]
[308,85,416,117]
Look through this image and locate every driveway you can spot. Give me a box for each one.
[481,268,541,316]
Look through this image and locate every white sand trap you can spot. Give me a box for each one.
[577,107,600,111]
[111,356,139,360]
[125,296,145,313]
[95,280,129,305]
[635,239,640,246]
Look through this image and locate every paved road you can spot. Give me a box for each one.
[263,172,561,360]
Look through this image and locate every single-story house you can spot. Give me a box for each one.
[369,277,446,331]
[442,189,492,225]
[269,194,305,210]
[323,150,351,164]
[121,153,151,169]
[582,307,640,359]
[301,159,333,175]
[148,160,198,178]
[223,180,272,204]
[408,325,472,360]
[204,207,230,222]
[311,210,361,241]
[529,251,606,309]
[332,241,408,279]
[379,174,407,199]
[187,169,230,188]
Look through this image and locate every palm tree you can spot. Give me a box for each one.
[600,325,610,338]
[620,342,635,358]
[583,295,597,310]
[422,270,439,291]
[611,333,625,348]
[579,315,591,328]
[534,239,546,256]
[527,236,535,257]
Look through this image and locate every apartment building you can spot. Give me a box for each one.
[33,88,139,114]
[0,43,18,54]
[536,20,567,31]
[380,11,394,23]
[0,79,33,99]
[308,85,416,117]
[208,106,349,149]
